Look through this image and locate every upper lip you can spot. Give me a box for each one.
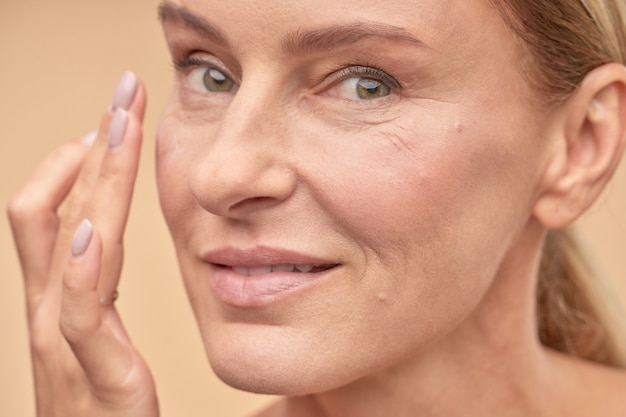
[201,246,338,268]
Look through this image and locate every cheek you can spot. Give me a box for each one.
[156,124,185,233]
[155,108,208,239]
[311,113,540,303]
[155,113,218,335]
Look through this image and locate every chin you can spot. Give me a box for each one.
[202,325,366,396]
[207,349,333,396]
[210,362,305,396]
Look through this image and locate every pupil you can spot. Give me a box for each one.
[209,69,227,85]
[359,79,380,95]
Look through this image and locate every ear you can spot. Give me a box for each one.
[533,63,626,229]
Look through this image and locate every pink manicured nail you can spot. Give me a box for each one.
[72,219,93,257]
[110,70,138,110]
[108,108,128,149]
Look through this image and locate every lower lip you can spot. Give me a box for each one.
[210,266,335,308]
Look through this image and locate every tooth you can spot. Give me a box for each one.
[248,266,272,276]
[295,264,314,273]
[272,264,295,272]
[232,266,250,276]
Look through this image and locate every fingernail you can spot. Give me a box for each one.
[80,130,98,146]
[110,70,138,110]
[72,219,93,257]
[108,108,128,149]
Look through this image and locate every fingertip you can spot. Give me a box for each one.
[110,70,138,111]
[65,220,102,293]
[108,108,129,150]
[128,77,148,123]
[107,70,146,125]
[62,222,103,338]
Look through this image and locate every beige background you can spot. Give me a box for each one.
[1,1,624,416]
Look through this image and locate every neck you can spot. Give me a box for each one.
[279,221,562,417]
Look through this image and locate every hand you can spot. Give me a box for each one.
[7,71,158,417]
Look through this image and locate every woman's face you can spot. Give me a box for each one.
[157,0,554,394]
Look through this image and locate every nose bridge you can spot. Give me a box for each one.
[188,76,295,217]
[218,78,279,152]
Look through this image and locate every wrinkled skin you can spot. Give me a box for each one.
[9,0,626,416]
[157,0,550,395]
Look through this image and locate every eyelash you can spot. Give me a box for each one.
[172,55,401,96]
[329,65,401,90]
[173,55,219,72]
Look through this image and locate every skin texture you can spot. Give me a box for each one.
[8,76,158,416]
[157,0,626,414]
[157,0,551,391]
[7,0,626,416]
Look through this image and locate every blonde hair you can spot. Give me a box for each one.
[489,0,626,367]
[538,230,626,366]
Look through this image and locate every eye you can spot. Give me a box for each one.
[188,67,236,93]
[336,77,392,100]
[324,66,398,101]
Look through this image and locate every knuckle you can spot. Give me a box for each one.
[99,161,131,185]
[7,192,44,226]
[59,280,102,341]
[28,316,59,356]
[8,142,88,226]
[62,272,81,294]
[30,334,56,357]
[59,309,101,342]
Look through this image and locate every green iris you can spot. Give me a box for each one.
[203,69,235,92]
[356,78,391,99]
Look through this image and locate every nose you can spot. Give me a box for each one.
[188,82,297,219]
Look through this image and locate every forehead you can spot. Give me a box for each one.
[160,0,510,54]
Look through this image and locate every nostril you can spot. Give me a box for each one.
[228,196,277,212]
[188,153,297,218]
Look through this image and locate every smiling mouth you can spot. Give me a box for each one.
[210,262,339,307]
[221,264,338,276]
[204,247,340,306]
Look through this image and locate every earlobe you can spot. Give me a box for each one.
[533,63,626,229]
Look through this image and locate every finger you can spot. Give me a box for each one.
[126,75,148,123]
[90,100,146,297]
[49,111,115,299]
[7,138,92,297]
[56,71,140,227]
[60,220,135,390]
[54,71,138,226]
[80,79,146,298]
[53,72,141,283]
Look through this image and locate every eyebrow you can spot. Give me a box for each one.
[282,23,425,55]
[158,1,426,54]
[159,1,227,45]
